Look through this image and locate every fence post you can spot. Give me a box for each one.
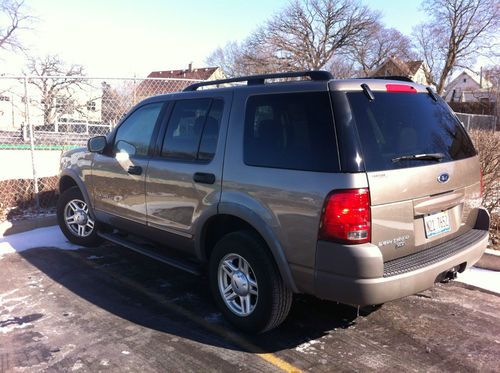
[23,76,40,210]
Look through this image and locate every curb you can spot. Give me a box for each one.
[0,215,57,237]
[475,249,500,272]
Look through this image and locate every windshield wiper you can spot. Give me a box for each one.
[391,153,445,163]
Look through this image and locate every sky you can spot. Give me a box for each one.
[2,0,427,77]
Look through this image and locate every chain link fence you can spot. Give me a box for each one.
[0,75,203,221]
[456,112,498,131]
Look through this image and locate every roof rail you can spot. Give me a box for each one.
[183,70,333,91]
[361,76,414,83]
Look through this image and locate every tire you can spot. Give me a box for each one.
[209,230,292,333]
[57,186,102,247]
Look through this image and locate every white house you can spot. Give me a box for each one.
[0,77,103,133]
[443,71,494,103]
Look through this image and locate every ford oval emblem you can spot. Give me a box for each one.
[438,172,449,183]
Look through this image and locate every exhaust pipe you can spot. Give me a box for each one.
[442,270,458,282]
[436,263,466,283]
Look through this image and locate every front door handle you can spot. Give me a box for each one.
[193,172,215,184]
[127,165,143,175]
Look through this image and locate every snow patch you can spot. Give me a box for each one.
[295,339,323,355]
[0,225,81,255]
[0,321,33,334]
[457,267,500,294]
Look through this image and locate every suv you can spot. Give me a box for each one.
[57,71,489,333]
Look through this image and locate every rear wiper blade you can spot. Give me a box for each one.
[391,153,445,163]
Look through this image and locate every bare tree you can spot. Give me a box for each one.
[0,0,33,52]
[209,0,380,75]
[348,25,414,77]
[205,41,250,78]
[414,0,500,95]
[324,54,357,78]
[25,55,87,126]
[101,81,134,126]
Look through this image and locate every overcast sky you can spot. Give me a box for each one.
[2,0,427,77]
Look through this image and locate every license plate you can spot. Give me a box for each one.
[424,211,451,238]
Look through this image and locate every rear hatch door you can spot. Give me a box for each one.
[333,82,481,261]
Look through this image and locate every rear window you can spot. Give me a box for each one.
[244,92,339,172]
[346,92,476,171]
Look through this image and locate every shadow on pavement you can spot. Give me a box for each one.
[19,244,371,354]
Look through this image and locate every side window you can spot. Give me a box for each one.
[198,99,224,161]
[243,92,339,172]
[161,98,223,161]
[114,103,163,157]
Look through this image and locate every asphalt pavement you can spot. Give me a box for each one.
[1,242,499,372]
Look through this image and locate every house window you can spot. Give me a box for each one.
[86,101,96,112]
[463,78,466,83]
[56,97,74,114]
[0,95,10,102]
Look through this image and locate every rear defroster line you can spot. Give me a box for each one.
[61,250,302,373]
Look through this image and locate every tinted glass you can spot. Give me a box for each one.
[161,99,211,160]
[244,92,339,172]
[114,103,163,156]
[346,92,476,172]
[198,99,224,161]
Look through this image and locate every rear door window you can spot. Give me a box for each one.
[161,98,223,161]
[346,92,476,171]
[244,92,339,172]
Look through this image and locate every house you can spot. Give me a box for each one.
[443,70,495,103]
[135,64,224,100]
[0,77,103,133]
[369,57,432,86]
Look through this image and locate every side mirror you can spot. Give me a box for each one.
[87,136,107,153]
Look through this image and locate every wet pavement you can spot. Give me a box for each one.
[1,243,499,372]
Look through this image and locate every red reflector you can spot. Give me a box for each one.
[480,169,484,198]
[386,84,417,93]
[319,188,371,244]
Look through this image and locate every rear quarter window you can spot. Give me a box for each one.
[346,92,476,171]
[244,92,339,172]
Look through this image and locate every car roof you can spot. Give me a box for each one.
[141,71,431,104]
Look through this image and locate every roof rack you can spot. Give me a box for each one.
[361,76,414,83]
[183,70,333,91]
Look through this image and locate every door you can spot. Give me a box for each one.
[92,102,165,224]
[337,89,480,262]
[146,94,230,237]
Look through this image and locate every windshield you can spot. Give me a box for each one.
[345,92,476,172]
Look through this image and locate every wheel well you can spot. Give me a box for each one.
[202,214,263,261]
[59,175,78,194]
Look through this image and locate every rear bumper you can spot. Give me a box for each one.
[314,228,488,305]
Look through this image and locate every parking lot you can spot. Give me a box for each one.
[1,230,500,373]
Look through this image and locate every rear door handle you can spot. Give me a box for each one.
[193,172,215,184]
[127,165,143,175]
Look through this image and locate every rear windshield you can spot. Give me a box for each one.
[346,92,476,172]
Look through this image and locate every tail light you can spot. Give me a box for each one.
[480,169,484,197]
[319,188,371,244]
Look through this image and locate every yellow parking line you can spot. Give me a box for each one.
[62,250,303,373]
[257,353,302,373]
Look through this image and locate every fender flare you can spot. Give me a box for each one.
[59,170,96,219]
[198,202,298,293]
